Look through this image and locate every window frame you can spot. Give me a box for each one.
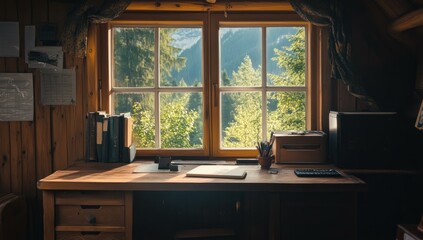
[210,12,312,157]
[98,11,326,159]
[103,12,211,157]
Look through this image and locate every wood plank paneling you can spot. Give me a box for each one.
[73,58,86,163]
[16,0,37,202]
[0,122,11,193]
[33,0,52,183]
[0,0,11,195]
[5,0,22,197]
[87,23,100,112]
[51,105,68,171]
[9,123,23,194]
[48,0,71,171]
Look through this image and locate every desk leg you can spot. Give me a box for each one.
[352,193,358,240]
[42,191,54,240]
[269,193,280,240]
[125,191,133,240]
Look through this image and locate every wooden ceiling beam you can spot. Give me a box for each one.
[127,1,293,12]
[373,0,413,19]
[391,8,423,32]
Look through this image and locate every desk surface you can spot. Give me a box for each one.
[37,161,366,192]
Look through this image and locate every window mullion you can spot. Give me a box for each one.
[261,27,267,141]
[155,27,161,149]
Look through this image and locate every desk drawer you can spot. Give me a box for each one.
[56,231,124,240]
[56,205,124,226]
[56,191,124,205]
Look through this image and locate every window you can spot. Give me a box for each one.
[217,25,306,150]
[102,12,324,158]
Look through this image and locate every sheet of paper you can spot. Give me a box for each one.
[25,25,35,63]
[28,46,63,70]
[0,73,34,121]
[0,22,19,57]
[186,165,248,179]
[41,69,76,105]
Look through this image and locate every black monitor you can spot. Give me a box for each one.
[329,111,399,169]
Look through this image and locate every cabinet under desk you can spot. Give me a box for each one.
[38,161,366,240]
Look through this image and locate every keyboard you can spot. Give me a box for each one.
[294,169,342,177]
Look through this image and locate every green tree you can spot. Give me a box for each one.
[223,56,262,148]
[268,28,306,132]
[132,101,155,148]
[160,28,187,86]
[187,83,203,147]
[161,93,199,148]
[221,71,235,131]
[114,27,201,149]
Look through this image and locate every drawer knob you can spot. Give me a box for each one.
[86,215,96,224]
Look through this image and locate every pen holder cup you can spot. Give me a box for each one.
[258,156,273,169]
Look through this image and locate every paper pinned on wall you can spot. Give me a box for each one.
[0,73,34,121]
[41,69,76,105]
[28,46,63,70]
[0,22,19,57]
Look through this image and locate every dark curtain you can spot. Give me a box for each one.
[61,0,376,106]
[289,0,376,107]
[61,0,131,57]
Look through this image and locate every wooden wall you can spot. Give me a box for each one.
[0,0,96,239]
[0,0,420,240]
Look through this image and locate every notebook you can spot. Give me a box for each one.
[186,165,247,179]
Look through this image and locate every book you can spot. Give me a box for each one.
[85,112,97,162]
[95,111,107,162]
[108,115,120,163]
[122,142,136,163]
[101,116,109,163]
[186,165,247,179]
[123,113,133,147]
[118,112,132,162]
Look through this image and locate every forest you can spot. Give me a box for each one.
[113,26,306,149]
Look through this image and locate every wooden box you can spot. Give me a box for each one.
[272,131,327,164]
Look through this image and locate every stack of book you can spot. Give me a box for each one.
[85,111,136,163]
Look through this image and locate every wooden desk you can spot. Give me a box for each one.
[38,161,366,240]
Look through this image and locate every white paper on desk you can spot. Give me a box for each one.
[25,25,35,63]
[28,46,63,70]
[41,69,76,105]
[186,165,247,179]
[0,22,19,57]
[0,73,34,121]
